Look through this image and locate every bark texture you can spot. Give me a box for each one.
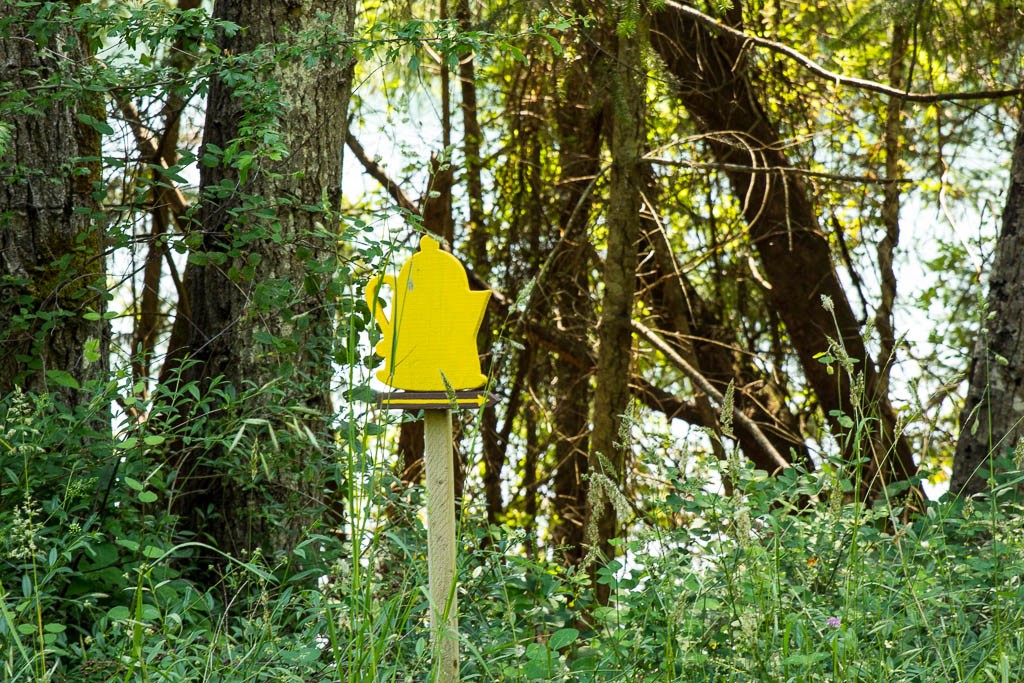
[587,20,646,598]
[0,2,108,403]
[165,0,355,559]
[650,3,918,500]
[546,41,604,564]
[952,110,1024,498]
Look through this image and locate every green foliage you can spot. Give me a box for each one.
[7,370,1024,681]
[3,0,1024,681]
[0,369,361,681]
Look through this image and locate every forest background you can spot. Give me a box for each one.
[3,0,1024,680]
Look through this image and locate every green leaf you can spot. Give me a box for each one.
[549,628,579,651]
[142,545,164,559]
[45,370,80,390]
[138,491,158,504]
[107,605,130,621]
[523,647,553,679]
[541,33,564,55]
[116,539,140,552]
[783,652,831,666]
[157,165,189,184]
[124,476,144,491]
[139,604,161,621]
[76,112,114,136]
[143,435,165,446]
[84,338,101,363]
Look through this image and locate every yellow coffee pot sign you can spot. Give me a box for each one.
[366,235,490,391]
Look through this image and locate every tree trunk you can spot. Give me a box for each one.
[0,1,108,403]
[546,39,604,565]
[132,0,202,391]
[650,3,918,500]
[587,17,646,601]
[164,0,355,560]
[637,179,810,471]
[874,21,909,400]
[952,108,1024,498]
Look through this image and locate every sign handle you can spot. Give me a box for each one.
[423,408,459,681]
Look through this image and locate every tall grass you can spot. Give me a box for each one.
[3,371,1024,681]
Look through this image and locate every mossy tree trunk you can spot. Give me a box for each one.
[587,14,647,602]
[0,1,108,405]
[952,109,1024,498]
[164,0,356,562]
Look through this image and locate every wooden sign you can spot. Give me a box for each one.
[367,234,495,681]
[366,234,490,394]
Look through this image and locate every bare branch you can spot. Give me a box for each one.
[663,1,1024,104]
[346,126,503,304]
[345,128,421,216]
[633,319,791,473]
[114,97,191,220]
[646,156,913,185]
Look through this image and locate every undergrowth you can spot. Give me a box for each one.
[2,381,1023,682]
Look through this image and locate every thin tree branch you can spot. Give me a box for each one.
[345,128,421,216]
[662,0,1024,104]
[646,156,913,185]
[515,310,704,426]
[633,319,791,473]
[631,378,704,425]
[346,125,505,304]
[114,97,191,219]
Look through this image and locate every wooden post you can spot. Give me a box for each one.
[424,408,458,681]
[366,235,497,681]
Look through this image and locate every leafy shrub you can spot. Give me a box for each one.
[4,374,1024,682]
